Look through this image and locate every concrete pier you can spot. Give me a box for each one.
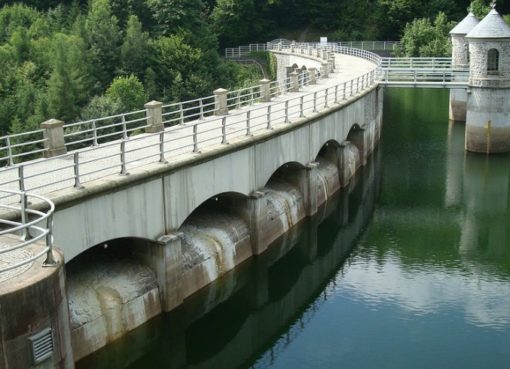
[0,240,73,369]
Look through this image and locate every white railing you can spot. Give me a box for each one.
[0,44,379,196]
[380,57,453,69]
[379,69,469,85]
[0,189,55,274]
[225,40,400,58]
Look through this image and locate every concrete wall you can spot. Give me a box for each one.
[271,51,324,81]
[52,86,382,262]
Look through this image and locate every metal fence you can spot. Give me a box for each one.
[0,43,380,196]
[225,40,400,58]
[0,189,55,274]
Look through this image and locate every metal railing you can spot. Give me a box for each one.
[379,69,469,87]
[225,40,400,58]
[0,44,380,196]
[0,189,56,274]
[380,57,453,69]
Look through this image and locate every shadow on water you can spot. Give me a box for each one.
[76,145,383,369]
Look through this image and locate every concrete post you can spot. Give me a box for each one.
[260,79,271,102]
[308,68,317,84]
[290,71,300,92]
[144,100,164,133]
[145,233,184,312]
[316,48,322,58]
[41,119,66,158]
[321,62,329,78]
[328,55,335,72]
[322,49,328,60]
[214,88,229,115]
[248,191,268,255]
[339,142,351,187]
[304,162,319,216]
[348,128,367,166]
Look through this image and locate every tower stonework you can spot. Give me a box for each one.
[465,7,510,153]
[449,12,479,122]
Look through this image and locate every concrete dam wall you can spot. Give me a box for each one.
[67,88,383,361]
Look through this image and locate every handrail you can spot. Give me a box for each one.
[0,44,379,197]
[225,40,400,58]
[0,189,56,275]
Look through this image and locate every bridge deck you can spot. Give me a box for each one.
[0,53,376,205]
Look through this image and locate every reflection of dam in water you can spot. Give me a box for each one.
[76,144,382,369]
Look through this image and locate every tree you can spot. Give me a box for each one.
[399,12,454,57]
[120,15,149,76]
[46,33,89,122]
[84,0,121,90]
[106,75,147,111]
[470,0,491,18]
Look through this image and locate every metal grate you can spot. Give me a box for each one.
[28,327,54,364]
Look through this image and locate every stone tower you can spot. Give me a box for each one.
[465,5,510,153]
[449,12,479,122]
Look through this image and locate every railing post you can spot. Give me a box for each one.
[121,114,128,139]
[313,92,318,112]
[120,140,128,175]
[159,131,167,163]
[18,165,25,192]
[335,85,339,103]
[6,136,13,166]
[214,88,229,115]
[308,68,317,85]
[144,100,164,133]
[193,124,199,152]
[20,192,30,241]
[343,82,347,100]
[179,103,184,124]
[43,211,56,266]
[300,96,304,118]
[266,105,272,130]
[290,71,299,92]
[73,152,82,188]
[260,79,271,102]
[321,62,329,78]
[41,119,66,158]
[92,120,98,146]
[221,116,228,144]
[324,88,329,108]
[285,101,290,123]
[246,110,251,136]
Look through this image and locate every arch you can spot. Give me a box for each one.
[315,139,342,160]
[488,48,499,74]
[179,191,249,229]
[264,161,306,188]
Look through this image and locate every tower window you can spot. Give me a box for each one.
[487,48,499,74]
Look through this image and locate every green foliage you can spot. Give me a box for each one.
[399,12,454,57]
[84,0,121,90]
[470,0,491,18]
[120,15,148,76]
[106,75,147,111]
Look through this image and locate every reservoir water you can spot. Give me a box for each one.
[78,88,510,369]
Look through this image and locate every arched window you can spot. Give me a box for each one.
[488,48,499,74]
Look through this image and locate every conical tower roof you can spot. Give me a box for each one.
[466,7,510,38]
[450,12,480,35]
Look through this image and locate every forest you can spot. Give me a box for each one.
[0,0,507,136]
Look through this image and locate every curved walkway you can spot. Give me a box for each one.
[0,51,377,205]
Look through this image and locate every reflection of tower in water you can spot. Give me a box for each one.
[445,121,510,258]
[461,155,510,259]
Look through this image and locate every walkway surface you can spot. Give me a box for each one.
[0,53,377,205]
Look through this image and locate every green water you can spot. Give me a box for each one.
[78,88,510,369]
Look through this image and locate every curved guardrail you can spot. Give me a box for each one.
[0,44,379,197]
[0,190,56,274]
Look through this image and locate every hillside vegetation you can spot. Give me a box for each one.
[0,0,505,135]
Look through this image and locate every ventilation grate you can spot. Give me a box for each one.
[28,327,54,364]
